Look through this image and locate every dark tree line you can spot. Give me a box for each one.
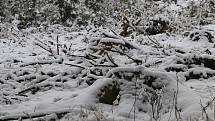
[0,0,106,28]
[0,0,214,36]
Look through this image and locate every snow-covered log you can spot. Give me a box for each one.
[0,108,73,121]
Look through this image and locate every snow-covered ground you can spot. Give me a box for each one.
[0,24,215,121]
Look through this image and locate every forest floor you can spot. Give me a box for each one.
[0,24,215,121]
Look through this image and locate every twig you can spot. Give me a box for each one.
[56,35,59,55]
[108,49,142,64]
[134,75,137,121]
[64,63,86,69]
[167,98,174,121]
[146,36,162,48]
[18,82,68,95]
[88,61,118,67]
[174,73,181,121]
[105,52,118,67]
[68,42,73,52]
[34,42,53,54]
[200,96,215,121]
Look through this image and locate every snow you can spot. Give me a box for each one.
[1,15,215,121]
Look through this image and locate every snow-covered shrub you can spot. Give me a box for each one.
[188,30,214,43]
[145,15,170,35]
[185,68,215,81]
[164,64,188,72]
[177,54,215,70]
